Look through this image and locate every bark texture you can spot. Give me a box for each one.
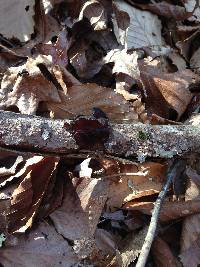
[0,111,199,158]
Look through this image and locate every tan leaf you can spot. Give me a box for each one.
[185,0,200,22]
[50,176,109,258]
[124,200,200,222]
[7,156,59,233]
[0,222,79,267]
[0,156,46,189]
[181,214,200,252]
[0,156,23,178]
[104,49,140,80]
[115,0,164,49]
[190,47,200,69]
[47,83,138,122]
[140,60,198,119]
[152,237,182,267]
[79,0,107,31]
[129,1,195,21]
[36,29,70,67]
[186,113,200,126]
[180,167,200,261]
[0,0,35,42]
[34,0,61,44]
[176,31,200,62]
[168,51,187,71]
[107,161,166,210]
[0,55,61,114]
[116,226,148,267]
[112,3,130,46]
[0,185,16,233]
[180,238,200,267]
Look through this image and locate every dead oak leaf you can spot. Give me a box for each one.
[79,0,107,31]
[7,156,59,233]
[115,0,164,50]
[152,237,182,267]
[0,156,45,189]
[180,167,200,264]
[36,29,70,67]
[124,200,200,222]
[106,161,166,210]
[129,1,196,21]
[0,222,78,267]
[50,175,109,258]
[0,155,23,178]
[104,49,140,81]
[140,59,199,120]
[47,83,139,122]
[0,55,61,114]
[116,226,148,267]
[0,0,35,42]
[180,238,200,267]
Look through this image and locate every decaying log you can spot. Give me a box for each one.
[0,111,199,158]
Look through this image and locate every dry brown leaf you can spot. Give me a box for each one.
[124,200,200,222]
[0,222,79,267]
[0,55,61,114]
[140,59,198,119]
[95,228,116,256]
[7,156,59,233]
[168,51,187,71]
[190,46,200,69]
[112,2,130,47]
[176,31,200,62]
[184,0,200,22]
[0,0,35,42]
[0,156,23,178]
[36,29,70,67]
[115,0,164,50]
[107,161,166,210]
[181,213,200,251]
[180,166,200,264]
[104,49,140,81]
[128,1,195,21]
[0,185,16,233]
[151,114,182,125]
[79,0,107,31]
[116,226,148,267]
[68,38,104,80]
[34,0,62,44]
[180,238,200,267]
[186,167,200,191]
[47,83,138,122]
[152,237,182,267]
[50,175,109,258]
[0,156,47,189]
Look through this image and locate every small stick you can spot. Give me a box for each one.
[135,160,185,267]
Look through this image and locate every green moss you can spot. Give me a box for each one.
[138,130,149,141]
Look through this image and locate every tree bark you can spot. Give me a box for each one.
[0,111,199,158]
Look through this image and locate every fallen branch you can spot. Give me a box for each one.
[0,111,199,158]
[135,160,185,267]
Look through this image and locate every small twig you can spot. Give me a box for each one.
[135,160,185,267]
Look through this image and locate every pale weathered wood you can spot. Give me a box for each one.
[0,111,199,158]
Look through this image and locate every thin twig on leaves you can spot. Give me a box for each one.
[135,160,186,267]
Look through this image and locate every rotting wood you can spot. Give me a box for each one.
[0,111,199,159]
